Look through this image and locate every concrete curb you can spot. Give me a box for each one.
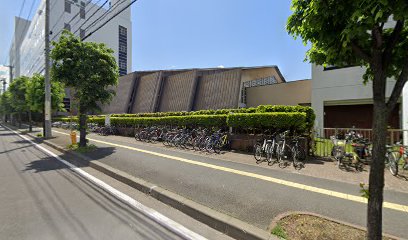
[17,129,276,240]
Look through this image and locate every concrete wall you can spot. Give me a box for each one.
[194,69,242,110]
[311,64,397,133]
[132,72,162,113]
[101,73,136,114]
[246,80,311,107]
[158,70,197,112]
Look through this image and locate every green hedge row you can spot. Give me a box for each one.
[54,113,308,131]
[109,115,227,127]
[226,112,307,131]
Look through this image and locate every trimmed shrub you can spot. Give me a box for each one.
[110,115,227,128]
[226,112,307,131]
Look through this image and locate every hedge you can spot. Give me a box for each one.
[226,112,307,131]
[52,105,314,132]
[110,115,227,128]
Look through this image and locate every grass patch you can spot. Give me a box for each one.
[67,143,97,153]
[273,214,395,240]
[271,223,287,239]
[36,133,43,138]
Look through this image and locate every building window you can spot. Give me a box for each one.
[65,0,71,13]
[118,25,127,76]
[80,7,85,19]
[80,29,85,39]
[64,23,71,31]
[63,98,71,112]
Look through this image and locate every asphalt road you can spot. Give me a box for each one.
[0,126,199,240]
[49,129,408,239]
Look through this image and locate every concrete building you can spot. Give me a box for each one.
[10,0,132,78]
[101,66,287,114]
[245,79,311,107]
[311,64,402,133]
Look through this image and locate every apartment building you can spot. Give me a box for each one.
[9,0,132,78]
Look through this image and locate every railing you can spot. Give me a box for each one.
[314,128,408,157]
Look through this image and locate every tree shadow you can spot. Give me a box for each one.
[0,145,31,154]
[23,147,116,173]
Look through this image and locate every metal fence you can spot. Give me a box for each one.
[314,128,408,157]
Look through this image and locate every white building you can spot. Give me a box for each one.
[10,0,132,78]
[311,64,407,143]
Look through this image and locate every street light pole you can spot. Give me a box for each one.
[44,0,52,138]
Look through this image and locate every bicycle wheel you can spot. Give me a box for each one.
[265,143,273,164]
[292,146,306,169]
[254,144,263,162]
[278,144,292,168]
[333,146,345,168]
[388,151,399,176]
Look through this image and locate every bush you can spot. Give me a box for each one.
[110,115,227,128]
[52,104,315,132]
[226,112,307,131]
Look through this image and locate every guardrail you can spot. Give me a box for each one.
[314,128,408,157]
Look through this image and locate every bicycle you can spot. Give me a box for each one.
[386,143,408,176]
[290,135,307,169]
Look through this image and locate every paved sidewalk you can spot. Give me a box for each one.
[9,125,408,239]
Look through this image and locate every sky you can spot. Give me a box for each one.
[0,0,311,81]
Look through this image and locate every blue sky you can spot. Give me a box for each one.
[0,0,311,81]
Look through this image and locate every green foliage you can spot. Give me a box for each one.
[287,0,408,82]
[271,224,287,239]
[25,73,66,113]
[53,105,314,132]
[0,91,14,114]
[8,76,30,113]
[50,30,119,113]
[227,112,307,131]
[360,182,370,199]
[108,105,314,130]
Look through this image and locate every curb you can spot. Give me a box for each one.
[17,129,276,240]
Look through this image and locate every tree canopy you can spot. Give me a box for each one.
[287,1,408,239]
[50,30,119,146]
[25,73,66,113]
[50,30,119,113]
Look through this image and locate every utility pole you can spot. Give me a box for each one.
[44,0,52,138]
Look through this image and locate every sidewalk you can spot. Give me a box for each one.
[7,124,408,239]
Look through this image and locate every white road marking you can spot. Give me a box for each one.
[3,125,207,240]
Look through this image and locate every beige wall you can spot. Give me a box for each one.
[246,80,311,107]
[241,67,285,84]
[101,73,136,114]
[194,69,242,110]
[132,72,162,113]
[159,70,197,112]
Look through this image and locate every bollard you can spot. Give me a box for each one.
[70,131,77,145]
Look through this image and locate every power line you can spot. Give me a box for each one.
[51,0,105,42]
[70,0,104,30]
[73,0,112,35]
[83,0,137,41]
[17,0,36,44]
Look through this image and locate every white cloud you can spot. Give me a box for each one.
[217,65,225,68]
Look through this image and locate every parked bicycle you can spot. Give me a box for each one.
[386,143,408,176]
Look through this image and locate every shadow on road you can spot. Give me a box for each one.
[22,147,116,173]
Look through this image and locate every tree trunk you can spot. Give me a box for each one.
[18,112,22,128]
[28,110,32,132]
[367,100,387,239]
[79,112,87,147]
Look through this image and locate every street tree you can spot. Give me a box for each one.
[0,90,14,121]
[50,30,118,147]
[8,76,30,128]
[287,1,408,239]
[26,73,66,132]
